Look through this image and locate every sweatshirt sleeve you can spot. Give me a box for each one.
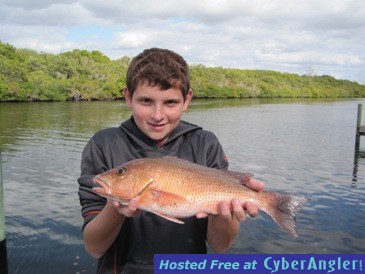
[77,137,108,231]
[205,131,229,171]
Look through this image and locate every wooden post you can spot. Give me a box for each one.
[357,104,363,133]
[355,104,363,149]
[0,151,8,274]
[353,104,364,183]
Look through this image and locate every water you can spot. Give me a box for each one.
[0,99,364,273]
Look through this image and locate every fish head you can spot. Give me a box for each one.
[92,161,154,202]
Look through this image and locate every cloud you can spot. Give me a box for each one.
[0,0,364,83]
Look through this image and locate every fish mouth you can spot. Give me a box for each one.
[92,176,112,196]
[92,175,129,204]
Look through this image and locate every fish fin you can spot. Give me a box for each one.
[223,170,254,185]
[143,189,188,204]
[262,192,308,238]
[139,189,188,224]
[149,210,185,224]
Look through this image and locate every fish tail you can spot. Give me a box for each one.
[261,192,308,238]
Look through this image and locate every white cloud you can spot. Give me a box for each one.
[0,0,364,83]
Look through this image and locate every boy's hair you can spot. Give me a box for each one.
[126,48,191,99]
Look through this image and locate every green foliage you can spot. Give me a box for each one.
[0,41,364,101]
[190,65,365,99]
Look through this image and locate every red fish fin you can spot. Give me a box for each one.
[139,189,188,224]
[142,189,187,204]
[261,191,308,238]
[223,170,254,185]
[150,210,185,224]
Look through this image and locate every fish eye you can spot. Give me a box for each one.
[116,167,125,176]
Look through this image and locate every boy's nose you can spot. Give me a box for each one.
[151,106,164,120]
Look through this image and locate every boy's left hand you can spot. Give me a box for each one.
[196,177,265,221]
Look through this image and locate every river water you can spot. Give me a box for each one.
[0,98,364,273]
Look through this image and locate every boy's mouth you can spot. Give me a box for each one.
[148,122,167,130]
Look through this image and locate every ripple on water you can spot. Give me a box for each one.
[6,215,94,274]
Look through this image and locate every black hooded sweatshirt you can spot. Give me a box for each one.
[78,117,228,274]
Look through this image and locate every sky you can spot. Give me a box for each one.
[0,0,364,84]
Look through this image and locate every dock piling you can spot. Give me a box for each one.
[0,151,8,274]
[356,104,363,149]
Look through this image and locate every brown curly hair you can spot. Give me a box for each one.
[126,48,191,100]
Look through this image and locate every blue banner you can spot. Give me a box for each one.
[154,254,364,274]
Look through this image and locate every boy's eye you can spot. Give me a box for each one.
[139,98,152,104]
[165,100,179,106]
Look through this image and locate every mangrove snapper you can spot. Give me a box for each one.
[92,157,308,238]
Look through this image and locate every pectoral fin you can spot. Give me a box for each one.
[149,210,185,224]
[145,189,187,204]
[139,189,187,224]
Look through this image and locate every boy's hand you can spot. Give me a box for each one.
[196,177,265,221]
[109,197,142,218]
[243,177,265,192]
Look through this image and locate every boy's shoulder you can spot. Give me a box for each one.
[178,120,202,132]
[90,126,125,144]
[179,120,219,142]
[93,126,122,137]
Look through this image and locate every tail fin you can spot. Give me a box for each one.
[261,192,308,238]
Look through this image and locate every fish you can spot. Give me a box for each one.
[92,156,308,238]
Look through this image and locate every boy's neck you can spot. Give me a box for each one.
[155,137,169,147]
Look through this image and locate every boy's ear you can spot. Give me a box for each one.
[124,88,132,106]
[183,89,193,111]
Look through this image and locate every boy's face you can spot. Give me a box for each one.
[125,83,193,146]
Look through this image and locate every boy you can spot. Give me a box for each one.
[78,48,264,274]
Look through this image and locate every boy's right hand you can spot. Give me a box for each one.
[109,197,142,218]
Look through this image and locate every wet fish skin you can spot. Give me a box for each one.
[92,156,308,238]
